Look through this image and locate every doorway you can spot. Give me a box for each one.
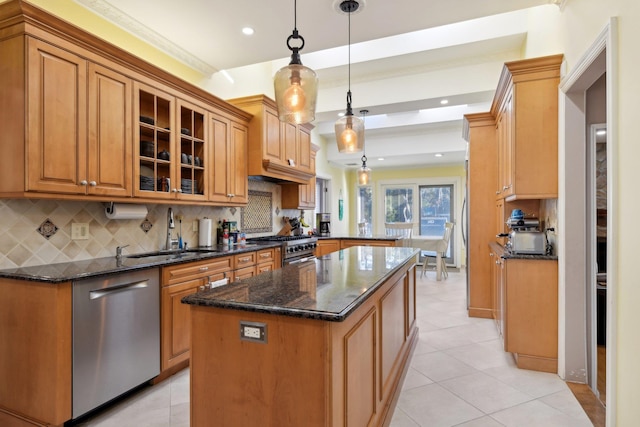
[559,19,616,425]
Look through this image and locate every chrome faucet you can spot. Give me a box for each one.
[166,207,179,250]
[115,244,129,260]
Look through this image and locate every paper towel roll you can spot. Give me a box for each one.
[199,218,213,247]
[105,203,148,220]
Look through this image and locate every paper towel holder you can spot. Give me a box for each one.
[104,202,148,220]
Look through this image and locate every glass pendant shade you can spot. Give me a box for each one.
[274,62,318,124]
[273,0,317,124]
[335,112,364,153]
[357,161,371,185]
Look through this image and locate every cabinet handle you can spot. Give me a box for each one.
[260,253,270,258]
[199,266,209,271]
[495,190,501,195]
[239,257,250,262]
[490,253,494,257]
[80,180,88,186]
[495,260,500,265]
[172,188,182,193]
[89,181,97,186]
[502,185,509,191]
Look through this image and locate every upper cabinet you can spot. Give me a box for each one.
[282,144,319,209]
[0,37,132,197]
[209,112,249,205]
[228,95,316,184]
[491,55,563,201]
[0,1,252,205]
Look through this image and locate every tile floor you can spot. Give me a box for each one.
[74,269,592,427]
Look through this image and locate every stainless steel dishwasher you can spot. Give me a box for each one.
[72,268,160,419]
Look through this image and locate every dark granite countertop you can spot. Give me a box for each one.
[316,234,403,241]
[489,241,558,261]
[0,242,281,284]
[182,246,420,322]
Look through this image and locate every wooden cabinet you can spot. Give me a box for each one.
[134,86,212,202]
[161,257,232,372]
[189,260,418,427]
[256,247,277,273]
[315,239,340,257]
[282,144,319,209]
[488,243,558,372]
[209,112,249,205]
[0,2,253,205]
[492,55,563,201]
[228,94,316,184]
[11,38,132,198]
[463,112,497,319]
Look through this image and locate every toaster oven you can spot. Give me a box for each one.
[509,230,546,255]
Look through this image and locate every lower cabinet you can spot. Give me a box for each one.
[489,243,558,372]
[315,239,340,257]
[161,249,281,374]
[161,257,233,372]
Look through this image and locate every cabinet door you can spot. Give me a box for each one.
[87,63,132,197]
[281,121,298,167]
[209,113,231,203]
[264,106,282,163]
[229,121,249,204]
[133,82,175,199]
[315,240,340,257]
[26,38,87,194]
[161,278,202,370]
[297,126,312,172]
[176,99,208,201]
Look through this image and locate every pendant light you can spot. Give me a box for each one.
[357,109,371,185]
[335,0,364,153]
[273,0,318,124]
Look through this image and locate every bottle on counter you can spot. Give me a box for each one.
[222,228,229,247]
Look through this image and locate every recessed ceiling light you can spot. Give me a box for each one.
[377,157,385,161]
[242,27,254,36]
[434,153,443,157]
[440,99,449,105]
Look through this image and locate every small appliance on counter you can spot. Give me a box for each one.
[316,213,331,237]
[501,210,546,255]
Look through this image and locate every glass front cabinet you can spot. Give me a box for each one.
[134,82,208,202]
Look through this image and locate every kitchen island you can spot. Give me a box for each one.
[182,246,419,427]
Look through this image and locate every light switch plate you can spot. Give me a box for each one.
[71,222,89,240]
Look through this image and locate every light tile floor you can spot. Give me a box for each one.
[75,269,592,427]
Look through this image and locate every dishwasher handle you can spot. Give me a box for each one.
[89,281,149,300]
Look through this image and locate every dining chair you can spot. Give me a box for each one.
[384,223,414,244]
[421,222,454,279]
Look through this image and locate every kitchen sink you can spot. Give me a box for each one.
[125,248,220,259]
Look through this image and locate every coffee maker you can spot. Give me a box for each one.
[316,213,331,237]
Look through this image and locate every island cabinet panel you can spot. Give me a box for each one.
[0,279,72,427]
[190,308,329,427]
[344,308,377,427]
[189,260,418,427]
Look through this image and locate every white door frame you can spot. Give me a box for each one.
[558,18,617,427]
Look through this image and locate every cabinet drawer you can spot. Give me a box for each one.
[234,252,256,269]
[234,266,256,281]
[162,257,232,286]
[257,262,275,274]
[256,248,275,264]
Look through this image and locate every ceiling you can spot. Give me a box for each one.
[75,0,559,169]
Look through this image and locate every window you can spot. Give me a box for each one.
[384,186,414,223]
[419,184,454,262]
[357,185,372,235]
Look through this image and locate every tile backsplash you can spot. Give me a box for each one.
[0,180,304,270]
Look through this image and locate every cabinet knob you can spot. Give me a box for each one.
[89,181,97,186]
[503,186,509,191]
[172,188,182,193]
[80,180,88,186]
[495,190,501,195]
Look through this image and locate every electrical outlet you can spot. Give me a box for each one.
[71,223,89,240]
[239,321,267,343]
[193,220,198,232]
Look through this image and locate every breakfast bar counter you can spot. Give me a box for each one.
[182,246,420,427]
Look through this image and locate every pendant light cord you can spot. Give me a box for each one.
[293,0,297,31]
[348,9,351,93]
